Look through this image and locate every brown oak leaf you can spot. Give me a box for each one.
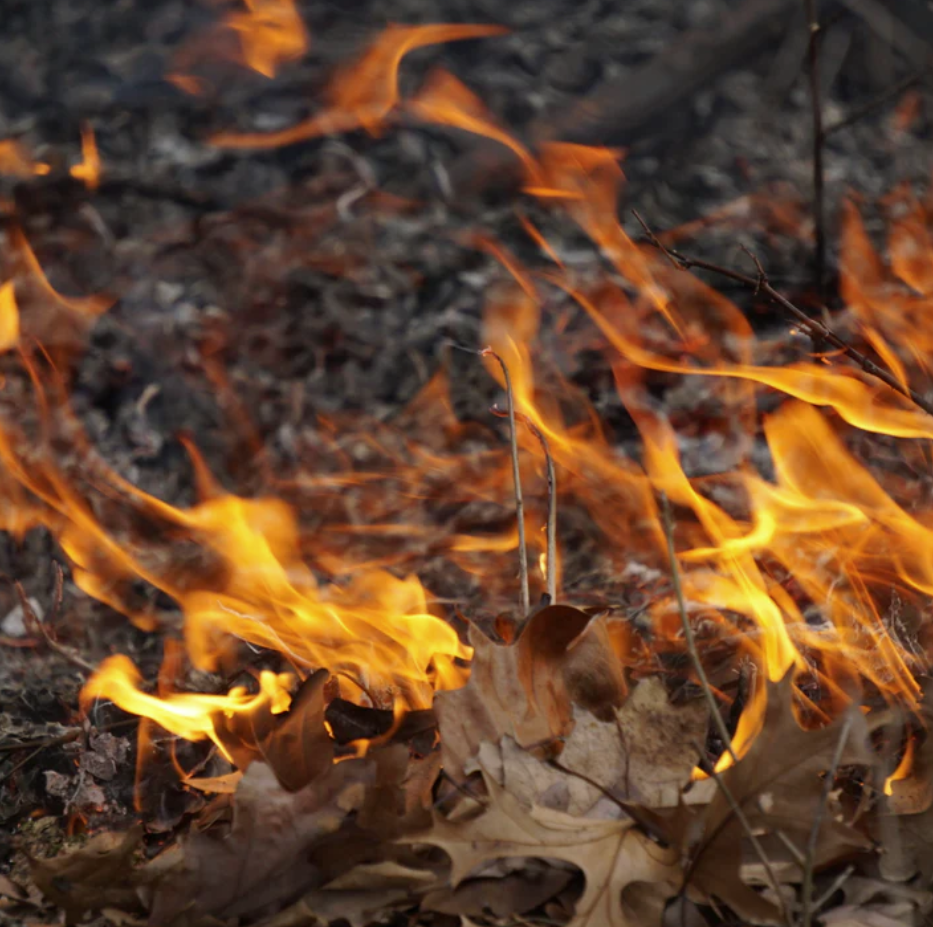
[434,604,625,780]
[410,757,681,927]
[681,670,880,925]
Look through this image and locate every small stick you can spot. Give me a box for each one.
[15,567,96,676]
[801,714,853,927]
[660,493,738,766]
[493,407,557,603]
[482,348,531,616]
[633,208,680,270]
[825,66,930,135]
[641,235,933,420]
[803,0,827,295]
[700,753,793,927]
[548,757,671,846]
[811,863,854,911]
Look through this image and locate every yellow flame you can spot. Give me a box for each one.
[0,283,19,352]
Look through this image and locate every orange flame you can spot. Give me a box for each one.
[0,282,19,352]
[69,124,100,190]
[212,24,505,148]
[0,24,928,781]
[82,658,295,760]
[225,0,308,78]
[0,139,50,178]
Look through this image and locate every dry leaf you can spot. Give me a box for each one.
[885,683,933,816]
[148,758,375,926]
[473,677,706,816]
[435,604,625,780]
[214,669,334,792]
[183,771,243,794]
[28,825,143,924]
[819,902,921,927]
[682,670,878,925]
[421,865,575,918]
[411,757,681,927]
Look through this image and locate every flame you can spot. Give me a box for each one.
[212,24,505,148]
[0,140,50,178]
[884,735,915,796]
[69,124,100,190]
[81,657,295,760]
[63,485,472,711]
[0,22,929,783]
[0,282,19,352]
[225,0,308,78]
[9,226,113,321]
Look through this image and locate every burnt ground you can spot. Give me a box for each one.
[1,0,932,903]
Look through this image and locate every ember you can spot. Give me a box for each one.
[2,2,933,926]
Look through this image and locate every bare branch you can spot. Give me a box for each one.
[16,569,96,676]
[482,348,531,616]
[641,237,933,421]
[803,0,827,294]
[801,714,853,927]
[497,408,557,604]
[660,492,738,766]
[702,752,794,927]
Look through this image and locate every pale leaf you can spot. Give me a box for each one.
[411,761,680,927]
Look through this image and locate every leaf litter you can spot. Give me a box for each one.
[8,612,922,927]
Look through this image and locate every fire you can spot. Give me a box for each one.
[0,139,50,178]
[69,124,100,191]
[225,0,308,78]
[81,657,295,760]
[211,24,505,148]
[0,282,19,352]
[0,21,931,782]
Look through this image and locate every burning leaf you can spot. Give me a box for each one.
[184,771,243,794]
[434,604,625,779]
[682,671,879,924]
[148,758,375,926]
[411,757,681,927]
[213,668,334,792]
[28,826,143,924]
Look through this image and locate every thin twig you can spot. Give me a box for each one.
[811,863,854,911]
[495,407,557,603]
[15,569,97,676]
[633,208,680,270]
[647,241,933,420]
[702,755,793,927]
[482,348,531,615]
[803,0,826,295]
[825,66,931,136]
[548,757,670,847]
[660,493,738,765]
[801,714,853,927]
